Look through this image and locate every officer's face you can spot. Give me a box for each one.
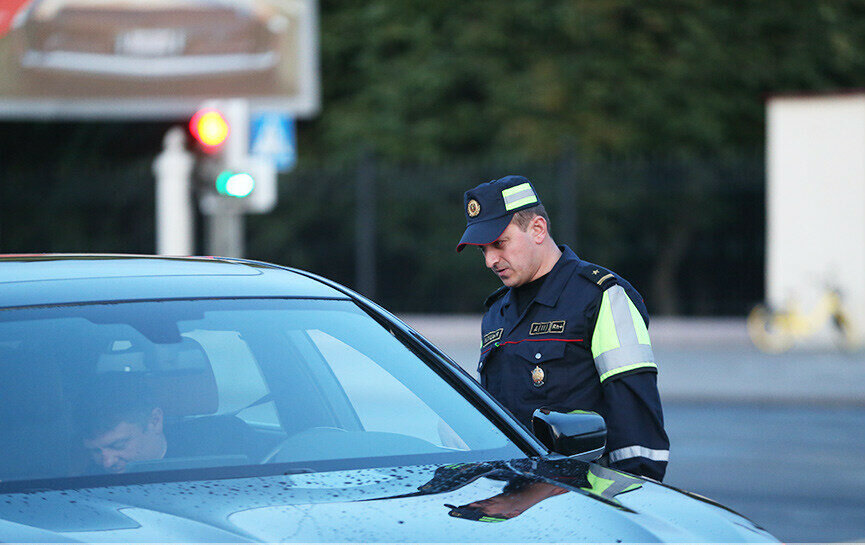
[480,221,544,287]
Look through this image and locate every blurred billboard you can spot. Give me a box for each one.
[0,0,319,119]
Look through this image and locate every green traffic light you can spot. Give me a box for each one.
[215,171,255,198]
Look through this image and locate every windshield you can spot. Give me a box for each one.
[0,298,521,491]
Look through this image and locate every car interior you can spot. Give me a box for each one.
[0,278,780,541]
[0,297,506,488]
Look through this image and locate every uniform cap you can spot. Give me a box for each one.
[456,175,542,252]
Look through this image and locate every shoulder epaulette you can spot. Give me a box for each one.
[484,286,508,308]
[579,263,618,290]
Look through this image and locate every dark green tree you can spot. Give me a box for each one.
[308,0,865,161]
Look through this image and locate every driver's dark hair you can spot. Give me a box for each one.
[512,204,551,232]
[80,374,157,439]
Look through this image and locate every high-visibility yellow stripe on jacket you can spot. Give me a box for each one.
[591,285,657,383]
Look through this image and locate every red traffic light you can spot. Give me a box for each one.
[190,108,230,152]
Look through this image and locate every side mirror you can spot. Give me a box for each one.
[531,408,606,461]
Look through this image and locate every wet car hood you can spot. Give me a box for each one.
[0,458,776,543]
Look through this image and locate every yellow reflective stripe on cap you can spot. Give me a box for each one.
[592,285,656,383]
[501,182,532,199]
[501,182,538,211]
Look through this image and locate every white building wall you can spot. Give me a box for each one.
[766,94,865,341]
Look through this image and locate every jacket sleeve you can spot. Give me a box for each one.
[591,284,670,481]
[601,373,669,481]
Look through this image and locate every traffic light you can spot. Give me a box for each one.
[218,157,277,212]
[190,100,277,213]
[189,108,230,153]
[215,171,255,198]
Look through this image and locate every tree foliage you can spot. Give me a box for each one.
[307,0,865,162]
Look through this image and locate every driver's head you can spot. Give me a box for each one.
[81,376,167,473]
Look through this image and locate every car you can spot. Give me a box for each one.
[0,254,778,542]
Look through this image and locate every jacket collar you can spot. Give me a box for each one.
[500,245,580,315]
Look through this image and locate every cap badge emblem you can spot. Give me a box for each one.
[467,199,481,218]
[532,365,545,387]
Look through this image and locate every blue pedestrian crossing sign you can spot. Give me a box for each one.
[250,112,296,173]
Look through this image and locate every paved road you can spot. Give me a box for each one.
[664,402,865,543]
[400,315,865,543]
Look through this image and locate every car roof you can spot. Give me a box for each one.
[0,254,347,308]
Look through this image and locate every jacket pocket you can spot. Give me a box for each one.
[512,339,567,365]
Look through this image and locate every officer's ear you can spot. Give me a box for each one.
[529,215,548,243]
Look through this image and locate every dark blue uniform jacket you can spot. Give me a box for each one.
[479,246,669,481]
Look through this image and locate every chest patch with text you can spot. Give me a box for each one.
[529,320,566,335]
[482,328,504,346]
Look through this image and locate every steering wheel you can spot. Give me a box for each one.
[259,426,348,464]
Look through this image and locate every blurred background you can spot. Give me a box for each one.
[1,1,865,541]
[0,1,791,314]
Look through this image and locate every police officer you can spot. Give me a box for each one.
[457,175,669,481]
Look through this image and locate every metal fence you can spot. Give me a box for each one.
[0,152,765,316]
[0,160,156,255]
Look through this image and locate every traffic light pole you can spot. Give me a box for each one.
[201,193,245,258]
[199,99,249,258]
[190,98,280,258]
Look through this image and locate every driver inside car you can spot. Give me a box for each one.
[82,380,169,474]
[81,376,251,474]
